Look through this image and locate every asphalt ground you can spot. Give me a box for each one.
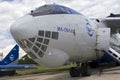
[0,67,120,80]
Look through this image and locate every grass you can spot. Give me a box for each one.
[16,64,75,75]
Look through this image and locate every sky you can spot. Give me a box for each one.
[0,0,120,59]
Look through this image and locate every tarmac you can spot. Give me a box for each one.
[0,67,120,80]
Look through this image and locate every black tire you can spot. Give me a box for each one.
[81,63,91,77]
[70,67,75,77]
[84,65,91,76]
[69,67,80,77]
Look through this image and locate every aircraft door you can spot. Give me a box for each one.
[96,28,110,50]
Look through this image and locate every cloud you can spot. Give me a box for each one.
[0,0,45,58]
[0,0,120,59]
[0,44,15,59]
[50,0,120,18]
[80,0,120,17]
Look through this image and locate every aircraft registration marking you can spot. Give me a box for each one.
[57,26,76,35]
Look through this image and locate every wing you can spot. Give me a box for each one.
[0,64,35,69]
[100,14,120,34]
[93,14,120,46]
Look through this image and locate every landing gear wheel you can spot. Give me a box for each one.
[81,63,91,77]
[69,67,80,77]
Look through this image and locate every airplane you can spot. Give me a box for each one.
[10,4,120,77]
[0,45,19,68]
[0,45,35,76]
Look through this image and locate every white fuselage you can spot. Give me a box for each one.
[11,13,104,67]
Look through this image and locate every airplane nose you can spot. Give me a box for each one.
[10,15,36,40]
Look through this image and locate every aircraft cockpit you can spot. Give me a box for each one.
[30,4,80,16]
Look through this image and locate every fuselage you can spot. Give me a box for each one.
[10,4,104,67]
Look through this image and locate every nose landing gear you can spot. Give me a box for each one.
[69,62,91,77]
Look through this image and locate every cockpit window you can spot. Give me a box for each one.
[34,5,51,13]
[30,4,80,16]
